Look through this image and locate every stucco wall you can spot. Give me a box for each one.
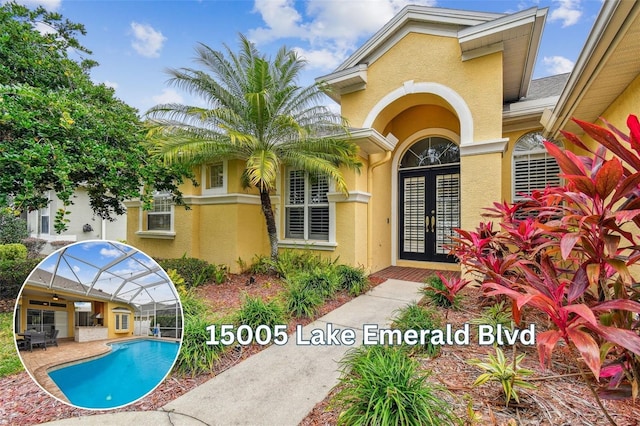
[341,33,503,142]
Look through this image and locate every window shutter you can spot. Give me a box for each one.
[288,170,305,205]
[308,207,329,240]
[514,152,561,200]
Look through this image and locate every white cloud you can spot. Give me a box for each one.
[151,88,184,105]
[549,0,582,27]
[72,265,81,273]
[103,80,119,90]
[293,47,345,71]
[130,22,166,58]
[10,0,61,10]
[248,0,437,71]
[543,55,575,74]
[100,247,121,258]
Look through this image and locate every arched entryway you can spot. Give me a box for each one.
[398,136,460,263]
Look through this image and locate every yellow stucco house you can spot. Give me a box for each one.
[126,1,640,274]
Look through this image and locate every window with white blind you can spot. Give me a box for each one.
[513,132,562,201]
[147,192,172,231]
[285,170,329,241]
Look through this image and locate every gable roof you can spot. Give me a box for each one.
[542,0,640,137]
[318,5,547,104]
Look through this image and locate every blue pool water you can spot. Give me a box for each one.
[48,339,179,409]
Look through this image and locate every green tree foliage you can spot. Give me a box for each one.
[0,3,192,232]
[0,208,28,244]
[146,35,361,259]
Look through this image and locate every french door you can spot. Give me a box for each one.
[399,165,460,262]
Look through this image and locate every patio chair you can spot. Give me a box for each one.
[16,337,28,351]
[45,329,59,347]
[28,331,47,352]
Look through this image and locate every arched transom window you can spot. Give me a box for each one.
[399,137,459,169]
[512,131,562,201]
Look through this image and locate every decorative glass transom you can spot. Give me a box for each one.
[399,137,459,169]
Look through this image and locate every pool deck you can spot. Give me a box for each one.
[19,336,177,403]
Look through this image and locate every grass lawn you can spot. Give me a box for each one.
[0,311,23,378]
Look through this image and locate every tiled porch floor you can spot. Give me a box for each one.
[370,266,460,283]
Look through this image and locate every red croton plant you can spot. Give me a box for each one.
[452,115,640,401]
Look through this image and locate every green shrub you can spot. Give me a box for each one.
[391,303,442,357]
[469,301,512,343]
[272,249,334,278]
[236,295,287,342]
[21,238,46,258]
[422,274,459,309]
[331,345,459,425]
[468,347,535,406]
[179,288,210,317]
[174,314,224,377]
[248,254,273,275]
[336,264,370,296]
[157,256,217,287]
[213,264,229,284]
[290,266,341,300]
[0,258,40,299]
[0,243,27,261]
[172,289,225,376]
[0,209,28,244]
[285,280,324,318]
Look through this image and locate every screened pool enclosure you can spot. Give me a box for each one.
[19,241,182,340]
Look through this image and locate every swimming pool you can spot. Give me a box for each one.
[48,339,180,409]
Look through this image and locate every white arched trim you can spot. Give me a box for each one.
[362,81,474,144]
[390,128,461,266]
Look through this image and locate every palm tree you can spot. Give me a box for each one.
[146,35,361,260]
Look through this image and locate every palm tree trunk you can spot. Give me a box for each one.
[259,188,279,260]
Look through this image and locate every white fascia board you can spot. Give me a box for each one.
[503,96,559,118]
[458,7,538,44]
[316,64,368,102]
[543,0,633,137]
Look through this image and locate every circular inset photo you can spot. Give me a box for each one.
[13,240,183,410]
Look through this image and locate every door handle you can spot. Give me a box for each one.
[425,211,436,233]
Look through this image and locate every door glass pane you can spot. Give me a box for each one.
[403,176,425,253]
[26,309,42,332]
[435,173,460,254]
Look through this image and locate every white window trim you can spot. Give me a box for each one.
[136,192,176,239]
[279,169,337,249]
[39,191,51,235]
[201,160,228,195]
[114,312,130,332]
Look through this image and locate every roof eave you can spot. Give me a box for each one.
[458,7,548,102]
[543,0,640,138]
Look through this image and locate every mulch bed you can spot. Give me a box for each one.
[5,275,639,425]
[0,273,385,425]
[300,287,640,426]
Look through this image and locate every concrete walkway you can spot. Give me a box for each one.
[45,279,423,425]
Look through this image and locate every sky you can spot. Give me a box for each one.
[35,241,178,305]
[12,0,605,115]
